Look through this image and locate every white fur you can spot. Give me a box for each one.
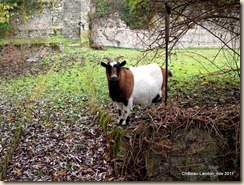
[130,63,163,106]
[116,101,133,125]
[117,63,163,125]
[109,61,117,67]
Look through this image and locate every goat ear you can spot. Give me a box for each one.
[101,62,107,67]
[121,60,126,67]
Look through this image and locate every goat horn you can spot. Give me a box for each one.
[103,57,112,62]
[114,56,123,62]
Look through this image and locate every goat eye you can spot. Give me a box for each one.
[116,65,121,72]
[107,65,112,73]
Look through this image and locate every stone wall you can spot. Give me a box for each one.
[62,0,81,39]
[11,0,239,49]
[91,13,238,49]
[13,3,53,38]
[13,0,88,39]
[91,13,149,49]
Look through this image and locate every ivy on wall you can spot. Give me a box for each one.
[92,0,151,30]
[0,0,43,35]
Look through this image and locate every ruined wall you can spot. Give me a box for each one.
[13,0,91,39]
[62,0,81,39]
[11,0,238,49]
[13,0,63,38]
[91,13,146,49]
[91,13,237,49]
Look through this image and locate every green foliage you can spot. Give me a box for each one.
[0,0,16,34]
[92,0,150,30]
[119,0,151,29]
[112,128,127,157]
[92,0,115,18]
[0,0,42,32]
[0,1,18,21]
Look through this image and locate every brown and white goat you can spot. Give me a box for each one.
[101,56,171,125]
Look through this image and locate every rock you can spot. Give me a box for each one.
[26,57,40,62]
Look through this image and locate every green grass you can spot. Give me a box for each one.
[169,48,240,75]
[0,46,240,108]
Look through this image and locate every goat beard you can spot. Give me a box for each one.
[108,81,128,106]
[109,81,120,102]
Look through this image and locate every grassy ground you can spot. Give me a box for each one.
[0,45,240,104]
[0,39,240,181]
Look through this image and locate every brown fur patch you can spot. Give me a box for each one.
[119,69,134,101]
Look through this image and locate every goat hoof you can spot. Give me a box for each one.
[121,120,127,126]
[119,119,124,125]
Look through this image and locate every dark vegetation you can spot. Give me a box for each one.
[0,50,113,181]
[106,81,240,181]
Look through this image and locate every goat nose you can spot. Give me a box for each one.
[110,75,118,82]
